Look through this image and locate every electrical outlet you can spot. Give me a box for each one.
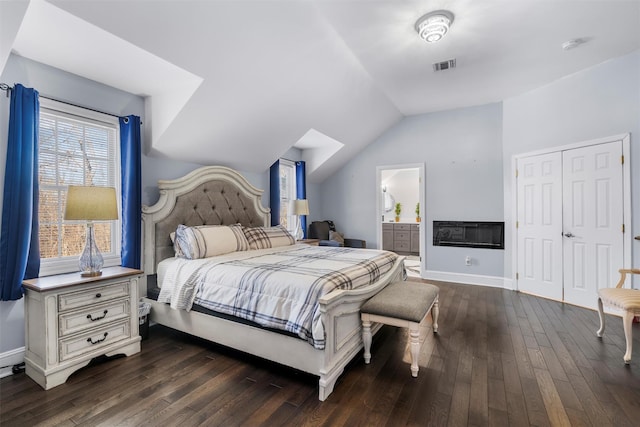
[465,256,471,266]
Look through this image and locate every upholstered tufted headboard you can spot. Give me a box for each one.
[142,166,271,274]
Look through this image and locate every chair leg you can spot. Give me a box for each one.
[362,319,372,364]
[596,297,605,338]
[409,325,420,377]
[432,297,439,333]
[623,311,634,364]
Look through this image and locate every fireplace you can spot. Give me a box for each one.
[433,221,504,249]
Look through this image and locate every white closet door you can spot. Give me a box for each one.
[516,152,563,301]
[562,141,624,309]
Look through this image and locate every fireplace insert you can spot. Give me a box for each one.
[433,221,504,249]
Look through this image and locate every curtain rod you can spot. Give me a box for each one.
[0,83,11,97]
[0,82,142,123]
[40,95,130,122]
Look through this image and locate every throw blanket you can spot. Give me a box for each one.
[158,245,398,349]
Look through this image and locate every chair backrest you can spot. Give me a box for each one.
[309,221,331,240]
[616,268,640,288]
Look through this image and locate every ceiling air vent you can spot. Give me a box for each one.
[433,59,456,72]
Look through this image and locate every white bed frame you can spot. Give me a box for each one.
[141,166,404,400]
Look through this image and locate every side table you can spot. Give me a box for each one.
[23,266,143,389]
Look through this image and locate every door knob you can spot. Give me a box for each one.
[563,232,575,238]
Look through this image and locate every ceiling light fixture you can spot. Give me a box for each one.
[562,38,587,51]
[415,10,454,43]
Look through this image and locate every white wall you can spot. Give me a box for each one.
[319,103,505,277]
[502,50,640,278]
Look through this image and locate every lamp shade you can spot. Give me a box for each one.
[292,199,309,216]
[64,186,119,221]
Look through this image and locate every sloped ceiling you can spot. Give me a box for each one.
[3,1,640,183]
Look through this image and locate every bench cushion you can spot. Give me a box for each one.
[598,288,640,311]
[361,281,439,323]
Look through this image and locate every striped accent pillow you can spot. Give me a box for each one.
[243,225,296,250]
[174,224,249,259]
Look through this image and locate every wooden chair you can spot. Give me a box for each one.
[596,268,640,364]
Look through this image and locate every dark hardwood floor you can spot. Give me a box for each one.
[1,280,639,426]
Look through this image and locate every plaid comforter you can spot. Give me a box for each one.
[157,244,398,349]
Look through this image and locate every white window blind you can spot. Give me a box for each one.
[38,99,122,276]
[279,159,297,234]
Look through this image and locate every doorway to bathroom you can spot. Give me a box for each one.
[376,163,425,278]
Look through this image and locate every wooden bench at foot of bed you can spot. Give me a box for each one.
[361,281,439,377]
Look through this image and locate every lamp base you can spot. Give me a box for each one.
[80,271,103,278]
[79,222,104,277]
[295,216,304,241]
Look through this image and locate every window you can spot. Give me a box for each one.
[278,159,297,234]
[38,99,122,276]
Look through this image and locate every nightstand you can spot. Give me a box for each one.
[23,266,143,390]
[297,239,320,246]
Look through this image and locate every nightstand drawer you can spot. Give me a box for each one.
[394,241,410,251]
[59,298,131,337]
[394,231,410,241]
[59,320,131,362]
[58,281,130,312]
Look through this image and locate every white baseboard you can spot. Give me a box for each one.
[502,277,515,290]
[0,347,25,379]
[423,270,508,289]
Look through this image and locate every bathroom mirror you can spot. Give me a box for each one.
[383,192,395,212]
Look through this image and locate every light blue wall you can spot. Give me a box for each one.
[318,103,505,276]
[3,48,638,357]
[142,145,321,218]
[0,54,146,354]
[502,50,640,277]
[141,155,270,208]
[0,55,299,354]
[320,50,640,283]
[0,55,270,354]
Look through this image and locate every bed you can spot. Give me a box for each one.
[141,166,405,400]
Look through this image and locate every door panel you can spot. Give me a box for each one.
[517,152,563,300]
[562,141,623,308]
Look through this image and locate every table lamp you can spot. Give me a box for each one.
[64,186,118,277]
[292,199,309,241]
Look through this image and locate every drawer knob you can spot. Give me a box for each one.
[95,293,102,298]
[87,310,108,322]
[87,332,108,345]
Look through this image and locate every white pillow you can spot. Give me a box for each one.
[175,224,249,259]
[169,231,185,258]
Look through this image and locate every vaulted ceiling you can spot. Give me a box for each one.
[2,1,639,182]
